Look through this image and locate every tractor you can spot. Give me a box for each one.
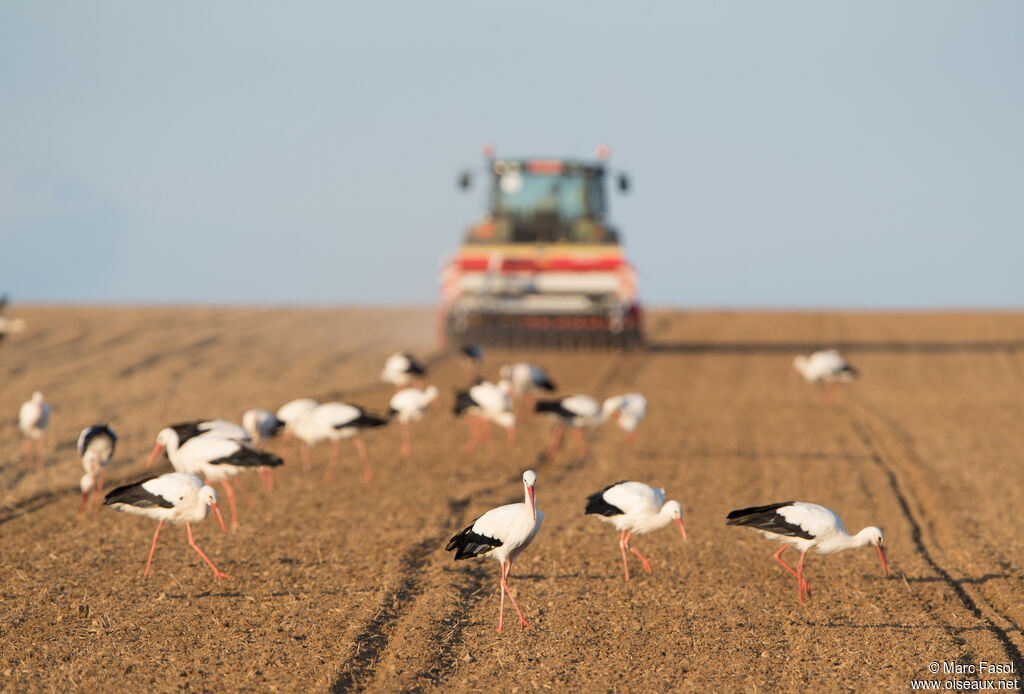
[440,145,642,348]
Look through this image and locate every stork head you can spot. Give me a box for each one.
[522,470,537,520]
[31,391,44,403]
[663,500,687,543]
[80,472,96,495]
[146,428,176,468]
[199,484,227,532]
[602,396,624,422]
[863,526,887,576]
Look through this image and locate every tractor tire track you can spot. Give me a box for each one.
[843,403,1023,683]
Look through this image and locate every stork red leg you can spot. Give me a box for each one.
[232,475,257,509]
[324,441,340,482]
[573,428,587,457]
[797,549,811,603]
[619,530,632,581]
[773,545,799,578]
[301,442,312,473]
[483,420,494,456]
[628,543,653,574]
[186,522,231,579]
[400,422,411,458]
[353,437,373,483]
[500,559,531,631]
[36,435,46,469]
[143,519,165,578]
[219,479,240,528]
[546,424,564,458]
[464,417,480,454]
[23,439,32,468]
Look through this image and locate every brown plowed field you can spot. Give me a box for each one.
[1,307,1022,692]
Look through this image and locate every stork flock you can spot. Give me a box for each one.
[10,341,881,634]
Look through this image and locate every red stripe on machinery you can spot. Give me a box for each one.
[456,256,624,272]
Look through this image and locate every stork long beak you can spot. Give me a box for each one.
[211,502,228,532]
[675,517,688,543]
[145,444,164,469]
[877,544,888,576]
[528,485,536,521]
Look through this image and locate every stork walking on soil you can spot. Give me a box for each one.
[104,472,230,579]
[603,393,647,444]
[388,385,439,457]
[381,352,427,389]
[446,470,544,633]
[78,425,117,512]
[146,422,283,527]
[585,481,687,581]
[726,501,887,604]
[276,398,320,463]
[453,379,515,454]
[791,350,858,403]
[289,403,388,481]
[534,394,611,458]
[18,391,50,469]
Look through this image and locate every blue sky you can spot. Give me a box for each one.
[1,2,1021,307]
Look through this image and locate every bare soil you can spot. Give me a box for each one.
[1,306,1022,692]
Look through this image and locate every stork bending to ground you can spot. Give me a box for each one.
[726,501,887,604]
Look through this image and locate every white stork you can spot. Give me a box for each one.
[242,408,285,489]
[453,379,515,454]
[534,394,614,458]
[446,470,544,633]
[289,402,389,482]
[103,472,230,579]
[145,422,283,528]
[276,398,320,463]
[78,424,117,512]
[381,352,427,389]
[585,481,687,581]
[602,393,647,444]
[498,362,556,414]
[18,391,50,469]
[726,501,887,604]
[791,349,859,403]
[388,385,439,457]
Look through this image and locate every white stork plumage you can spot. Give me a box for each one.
[534,394,614,458]
[602,393,647,443]
[103,472,230,579]
[242,409,285,490]
[145,422,283,527]
[18,391,50,469]
[453,379,515,454]
[498,362,556,415]
[276,398,320,463]
[78,424,117,512]
[242,409,284,445]
[791,349,859,403]
[289,402,389,481]
[388,385,439,457]
[446,470,544,633]
[726,501,888,604]
[585,481,687,581]
[381,352,427,389]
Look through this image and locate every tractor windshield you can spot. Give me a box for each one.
[476,163,613,244]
